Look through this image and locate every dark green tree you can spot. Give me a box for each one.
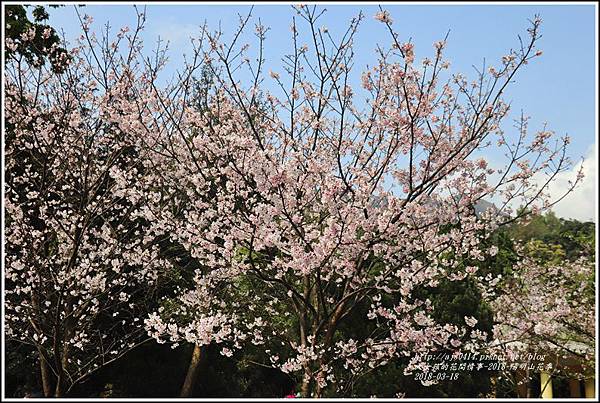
[4,5,69,72]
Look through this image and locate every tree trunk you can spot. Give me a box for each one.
[301,376,310,398]
[39,352,53,397]
[315,384,324,398]
[180,344,203,397]
[299,274,311,398]
[525,358,531,398]
[55,313,74,397]
[313,304,346,398]
[54,345,69,398]
[53,339,65,398]
[32,293,54,396]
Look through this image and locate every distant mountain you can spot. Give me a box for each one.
[474,199,498,216]
[369,194,498,217]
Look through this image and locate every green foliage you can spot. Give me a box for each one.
[523,239,565,265]
[4,5,69,72]
[507,211,595,260]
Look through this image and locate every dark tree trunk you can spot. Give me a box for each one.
[301,376,310,398]
[39,352,53,397]
[180,344,203,397]
[55,313,73,397]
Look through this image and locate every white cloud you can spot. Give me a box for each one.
[149,19,199,51]
[547,144,596,222]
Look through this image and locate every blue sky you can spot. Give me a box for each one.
[43,3,597,220]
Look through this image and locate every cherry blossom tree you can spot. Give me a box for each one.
[486,241,595,397]
[139,6,581,397]
[4,9,174,397]
[4,4,585,398]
